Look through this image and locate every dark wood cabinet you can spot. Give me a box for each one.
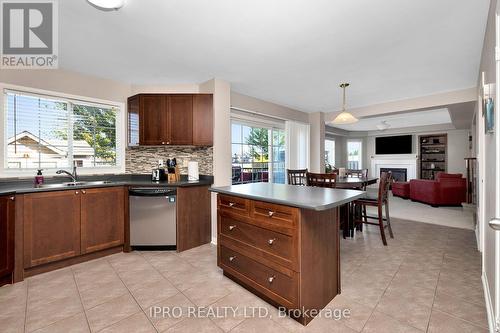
[0,195,15,286]
[139,95,168,145]
[168,95,193,145]
[23,187,125,269]
[193,94,213,146]
[81,187,125,254]
[24,191,81,268]
[128,93,213,146]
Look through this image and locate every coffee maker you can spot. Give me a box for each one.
[151,160,167,181]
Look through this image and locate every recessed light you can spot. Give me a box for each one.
[87,0,125,10]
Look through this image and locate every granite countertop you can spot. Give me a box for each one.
[0,174,213,195]
[209,183,365,211]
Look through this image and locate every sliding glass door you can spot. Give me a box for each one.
[231,121,285,185]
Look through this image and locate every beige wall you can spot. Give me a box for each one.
[231,91,309,123]
[0,69,131,102]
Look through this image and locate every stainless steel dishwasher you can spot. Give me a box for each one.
[129,187,177,250]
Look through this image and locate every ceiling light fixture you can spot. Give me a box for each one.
[332,83,358,125]
[87,0,125,10]
[376,121,391,131]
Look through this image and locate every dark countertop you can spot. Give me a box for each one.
[209,183,365,211]
[0,174,213,195]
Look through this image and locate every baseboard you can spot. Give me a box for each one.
[482,272,495,333]
[211,236,217,245]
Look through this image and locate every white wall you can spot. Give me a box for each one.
[365,128,469,177]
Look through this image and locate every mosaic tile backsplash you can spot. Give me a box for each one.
[125,146,213,175]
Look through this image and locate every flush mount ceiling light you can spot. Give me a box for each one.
[376,121,391,131]
[332,83,358,125]
[87,0,125,10]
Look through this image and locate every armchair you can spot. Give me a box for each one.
[409,173,466,207]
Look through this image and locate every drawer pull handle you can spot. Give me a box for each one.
[229,225,236,231]
[229,256,236,262]
[228,202,235,207]
[268,211,275,217]
[9,196,15,201]
[82,190,86,194]
[268,238,276,245]
[75,191,79,194]
[268,276,275,283]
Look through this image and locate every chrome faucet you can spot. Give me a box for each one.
[56,165,78,182]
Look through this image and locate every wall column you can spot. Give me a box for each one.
[309,112,326,173]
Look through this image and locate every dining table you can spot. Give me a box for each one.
[334,176,378,189]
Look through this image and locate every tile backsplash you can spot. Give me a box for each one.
[125,146,213,175]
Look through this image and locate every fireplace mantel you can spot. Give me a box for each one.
[370,157,418,181]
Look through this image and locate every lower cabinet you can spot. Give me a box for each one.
[23,187,125,268]
[81,187,125,254]
[0,195,15,285]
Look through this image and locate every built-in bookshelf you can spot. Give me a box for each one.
[419,134,447,180]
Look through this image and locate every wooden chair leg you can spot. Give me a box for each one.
[378,205,387,246]
[385,202,394,238]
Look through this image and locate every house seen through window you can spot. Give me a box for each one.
[5,90,118,170]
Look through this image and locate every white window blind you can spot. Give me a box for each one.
[5,90,118,170]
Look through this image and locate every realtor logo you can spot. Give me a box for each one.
[1,0,58,68]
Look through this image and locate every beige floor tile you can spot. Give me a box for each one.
[85,293,140,332]
[117,268,164,291]
[231,317,287,333]
[326,294,374,332]
[427,310,488,333]
[165,317,223,332]
[375,293,431,331]
[0,314,26,333]
[361,311,423,333]
[100,312,156,333]
[183,280,232,307]
[383,280,436,307]
[433,292,488,328]
[79,280,129,310]
[146,292,194,332]
[26,295,84,332]
[131,278,179,309]
[31,312,90,333]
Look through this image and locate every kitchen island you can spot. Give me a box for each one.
[209,183,364,325]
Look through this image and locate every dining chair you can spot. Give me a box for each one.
[287,169,308,185]
[353,171,394,246]
[306,172,337,188]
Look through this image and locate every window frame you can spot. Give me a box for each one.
[346,139,363,169]
[230,116,286,185]
[325,138,336,167]
[0,83,126,177]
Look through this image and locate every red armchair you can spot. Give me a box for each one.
[409,173,466,207]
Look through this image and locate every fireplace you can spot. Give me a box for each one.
[380,168,407,182]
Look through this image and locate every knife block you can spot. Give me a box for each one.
[167,166,180,183]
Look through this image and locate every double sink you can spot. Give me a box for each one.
[38,180,113,189]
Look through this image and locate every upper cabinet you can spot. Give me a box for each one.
[128,93,213,146]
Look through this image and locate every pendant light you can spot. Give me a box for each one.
[87,0,125,10]
[332,83,358,124]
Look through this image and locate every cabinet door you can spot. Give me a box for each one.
[24,191,81,268]
[168,95,193,145]
[128,95,140,146]
[0,196,15,279]
[81,187,125,254]
[139,95,168,145]
[193,94,213,146]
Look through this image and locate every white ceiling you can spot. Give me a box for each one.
[59,0,489,113]
[331,108,452,131]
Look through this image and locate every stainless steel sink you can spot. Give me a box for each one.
[38,180,113,189]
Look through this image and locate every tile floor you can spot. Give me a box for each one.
[0,218,487,332]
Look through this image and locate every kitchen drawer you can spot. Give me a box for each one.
[218,195,249,216]
[220,245,298,306]
[220,212,295,268]
[251,200,297,235]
